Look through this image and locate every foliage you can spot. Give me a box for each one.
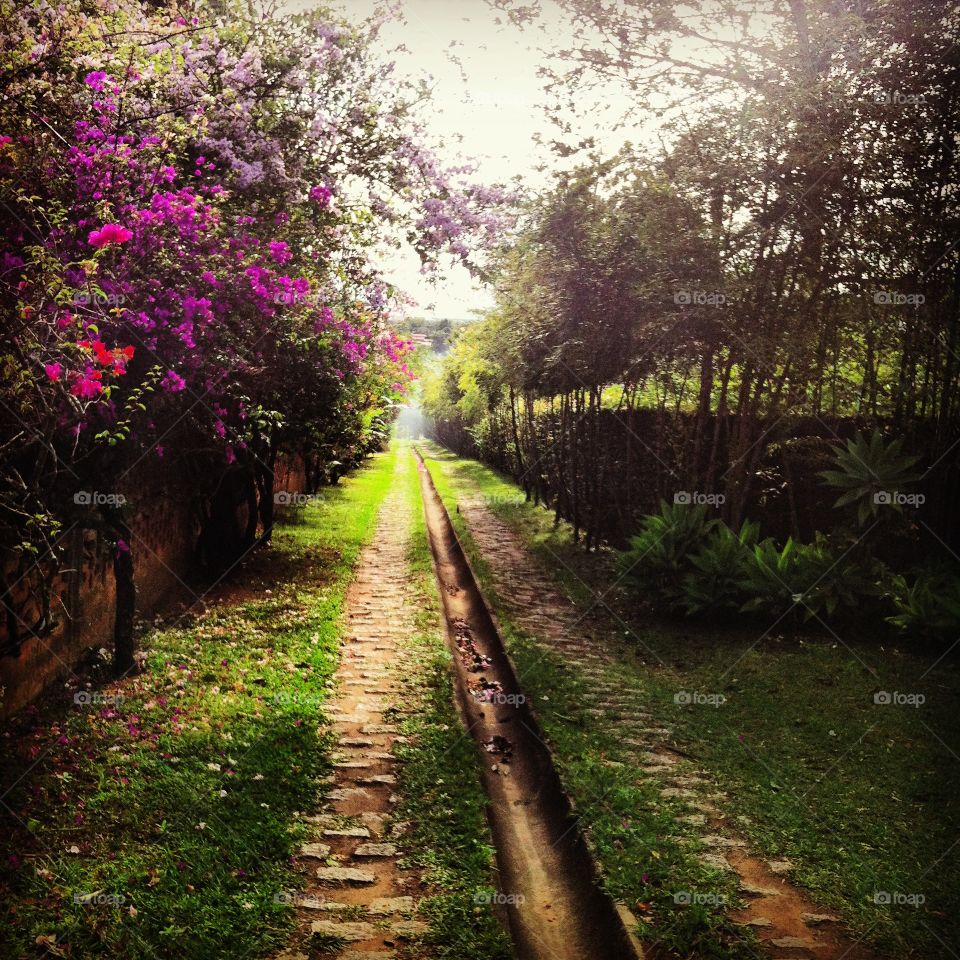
[738,535,879,622]
[820,431,922,527]
[887,570,960,640]
[619,500,720,611]
[0,0,511,649]
[425,0,958,553]
[681,519,760,617]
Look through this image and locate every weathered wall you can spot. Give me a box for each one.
[0,456,307,719]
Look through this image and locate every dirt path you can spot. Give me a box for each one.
[428,452,877,960]
[277,461,427,960]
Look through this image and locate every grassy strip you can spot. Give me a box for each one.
[392,442,514,960]
[420,442,960,960]
[0,449,398,960]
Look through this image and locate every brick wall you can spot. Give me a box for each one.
[0,456,306,719]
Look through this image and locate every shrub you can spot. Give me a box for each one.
[738,534,879,622]
[681,520,760,617]
[887,570,960,640]
[619,500,720,610]
[819,430,922,526]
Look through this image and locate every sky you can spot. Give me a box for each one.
[334,0,562,320]
[281,0,615,320]
[280,1,733,321]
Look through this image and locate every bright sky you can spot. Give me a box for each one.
[280,0,696,320]
[278,1,757,320]
[334,0,561,320]
[280,0,611,319]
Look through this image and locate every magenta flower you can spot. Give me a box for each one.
[84,71,108,91]
[69,372,103,399]
[268,241,292,265]
[44,362,62,381]
[309,184,332,207]
[161,370,186,392]
[88,223,133,248]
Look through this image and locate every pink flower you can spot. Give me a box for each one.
[70,371,103,399]
[88,224,133,248]
[268,241,292,265]
[161,370,186,392]
[44,363,62,381]
[309,185,332,207]
[84,71,108,91]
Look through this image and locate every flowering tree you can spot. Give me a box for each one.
[0,0,511,669]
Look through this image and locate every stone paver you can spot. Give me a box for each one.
[272,461,425,959]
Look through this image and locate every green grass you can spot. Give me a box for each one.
[0,449,398,960]
[392,443,513,960]
[419,440,960,960]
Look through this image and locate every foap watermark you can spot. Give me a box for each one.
[873,491,925,508]
[74,690,125,707]
[874,891,926,907]
[272,289,313,307]
[674,290,726,306]
[873,90,928,107]
[474,889,525,906]
[273,891,325,907]
[674,691,727,707]
[873,291,925,306]
[674,490,725,507]
[74,491,127,507]
[72,291,127,307]
[486,692,526,707]
[874,691,925,708]
[73,892,126,906]
[482,494,525,507]
[274,491,322,506]
[673,891,727,906]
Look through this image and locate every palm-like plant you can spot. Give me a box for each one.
[619,500,720,610]
[738,535,878,622]
[682,520,760,617]
[888,571,960,639]
[819,430,921,526]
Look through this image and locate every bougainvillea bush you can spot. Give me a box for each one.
[0,0,510,661]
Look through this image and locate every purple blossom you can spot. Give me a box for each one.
[161,370,187,393]
[84,71,109,91]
